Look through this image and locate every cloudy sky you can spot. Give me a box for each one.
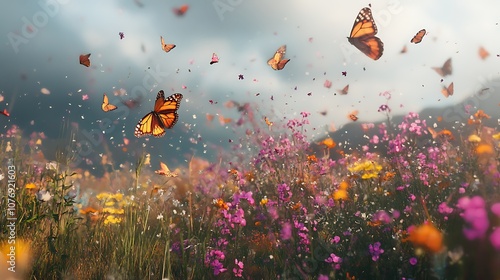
[1,0,500,170]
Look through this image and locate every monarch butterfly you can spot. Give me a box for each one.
[338,84,349,95]
[348,110,359,121]
[478,46,490,60]
[411,29,426,44]
[432,58,452,77]
[155,161,178,177]
[102,93,118,112]
[441,82,454,98]
[134,90,183,138]
[160,36,176,53]
[79,53,91,67]
[210,53,219,65]
[347,7,384,60]
[267,45,290,70]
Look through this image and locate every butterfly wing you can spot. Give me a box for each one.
[433,58,452,77]
[479,46,490,60]
[338,84,349,95]
[79,53,91,67]
[268,45,288,70]
[102,94,117,112]
[135,91,181,138]
[441,82,454,98]
[210,53,219,65]
[411,29,426,44]
[1,109,9,117]
[161,36,176,52]
[156,162,178,177]
[156,92,183,129]
[347,7,384,60]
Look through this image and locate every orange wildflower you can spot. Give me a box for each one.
[214,198,229,210]
[333,189,348,200]
[307,154,318,163]
[319,138,336,149]
[476,143,494,155]
[404,223,443,253]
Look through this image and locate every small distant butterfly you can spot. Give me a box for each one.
[441,82,454,98]
[478,46,490,60]
[338,84,349,95]
[400,45,407,54]
[134,91,183,138]
[79,53,91,67]
[324,80,332,88]
[264,117,273,128]
[347,7,384,60]
[155,161,178,177]
[119,32,125,39]
[210,53,219,65]
[348,110,359,121]
[41,88,50,95]
[160,36,176,53]
[267,45,290,70]
[341,71,347,76]
[102,94,118,112]
[1,109,10,117]
[411,29,426,44]
[238,74,244,80]
[218,115,232,125]
[173,4,189,16]
[432,58,452,77]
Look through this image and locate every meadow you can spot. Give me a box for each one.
[1,101,500,280]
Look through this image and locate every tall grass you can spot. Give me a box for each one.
[1,105,499,279]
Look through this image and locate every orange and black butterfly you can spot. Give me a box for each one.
[267,45,290,70]
[347,7,384,60]
[348,110,359,121]
[134,90,183,138]
[79,53,91,67]
[102,93,118,112]
[441,82,454,98]
[432,58,452,77]
[160,36,176,53]
[411,29,426,44]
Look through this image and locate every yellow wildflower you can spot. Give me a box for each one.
[25,183,37,189]
[104,215,122,225]
[348,160,383,180]
[260,197,269,206]
[468,134,481,143]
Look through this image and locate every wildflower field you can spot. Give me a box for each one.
[1,101,500,280]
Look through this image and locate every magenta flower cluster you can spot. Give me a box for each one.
[457,196,489,240]
[369,242,384,261]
